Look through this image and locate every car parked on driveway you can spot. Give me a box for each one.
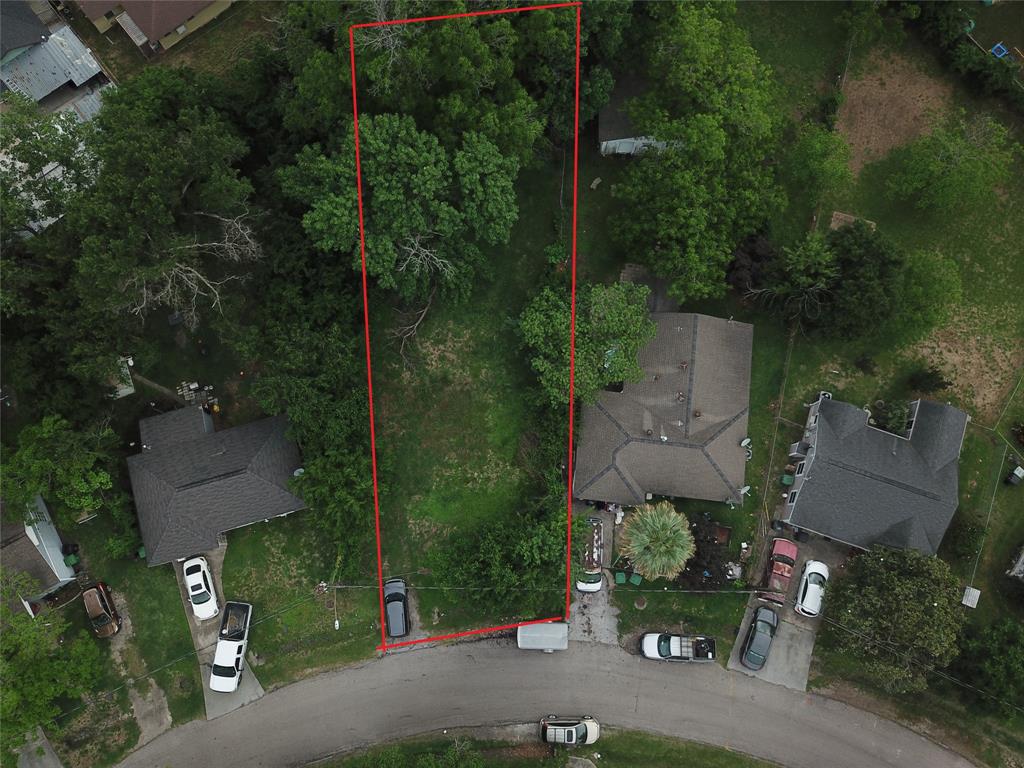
[183,556,219,621]
[741,606,778,670]
[795,560,829,617]
[384,578,408,638]
[82,583,122,638]
[210,601,252,693]
[540,715,600,746]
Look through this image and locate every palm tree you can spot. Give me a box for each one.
[619,501,695,580]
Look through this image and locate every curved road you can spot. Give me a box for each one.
[120,639,971,768]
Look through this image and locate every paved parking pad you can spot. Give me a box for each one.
[173,546,265,720]
[728,605,817,691]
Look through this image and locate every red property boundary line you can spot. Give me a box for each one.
[348,2,582,652]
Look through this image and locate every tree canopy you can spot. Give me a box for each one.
[281,114,519,304]
[824,547,964,694]
[886,111,1018,214]
[611,3,781,303]
[519,281,655,407]
[1,569,103,756]
[619,501,695,581]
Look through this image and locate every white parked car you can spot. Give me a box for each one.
[540,715,600,746]
[795,560,829,617]
[183,556,219,621]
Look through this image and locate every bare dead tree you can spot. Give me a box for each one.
[391,287,434,365]
[354,0,410,96]
[122,211,263,328]
[395,232,454,281]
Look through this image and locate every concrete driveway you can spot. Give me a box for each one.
[118,639,972,768]
[727,536,852,691]
[172,544,265,719]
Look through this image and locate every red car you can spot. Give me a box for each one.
[765,538,799,595]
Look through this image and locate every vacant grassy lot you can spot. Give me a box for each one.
[323,730,773,768]
[221,513,379,688]
[372,158,567,632]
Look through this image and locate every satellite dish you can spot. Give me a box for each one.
[740,437,752,448]
[738,485,751,496]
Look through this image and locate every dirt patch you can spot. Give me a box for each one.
[837,50,954,173]
[675,515,735,589]
[479,743,556,761]
[914,305,1024,421]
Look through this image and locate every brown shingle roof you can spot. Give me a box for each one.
[77,1,215,41]
[573,314,753,505]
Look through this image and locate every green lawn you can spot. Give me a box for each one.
[371,158,568,631]
[320,730,774,768]
[220,513,379,688]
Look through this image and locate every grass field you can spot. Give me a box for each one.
[371,157,568,632]
[323,730,774,768]
[220,514,379,688]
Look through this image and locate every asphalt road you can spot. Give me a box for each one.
[119,639,972,768]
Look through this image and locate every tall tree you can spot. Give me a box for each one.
[281,114,519,304]
[0,569,103,756]
[781,123,853,204]
[519,282,654,407]
[824,547,964,694]
[71,67,258,329]
[886,111,1018,214]
[1,416,120,528]
[0,94,95,245]
[755,232,838,323]
[611,3,781,303]
[958,619,1024,715]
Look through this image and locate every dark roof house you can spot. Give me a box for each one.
[574,313,754,505]
[782,395,969,555]
[127,407,304,565]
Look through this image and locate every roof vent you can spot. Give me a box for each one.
[693,410,702,418]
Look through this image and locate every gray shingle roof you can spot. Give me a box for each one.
[785,398,968,554]
[1,2,47,60]
[128,409,305,565]
[573,314,753,505]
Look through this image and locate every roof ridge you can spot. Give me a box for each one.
[823,457,946,502]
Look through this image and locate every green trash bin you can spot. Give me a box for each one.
[614,572,627,585]
[63,552,80,568]
[629,573,643,586]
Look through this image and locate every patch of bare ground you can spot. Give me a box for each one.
[53,694,137,768]
[837,50,954,173]
[913,306,1024,422]
[480,743,557,761]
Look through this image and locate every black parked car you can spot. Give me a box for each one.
[384,578,408,638]
[741,606,778,670]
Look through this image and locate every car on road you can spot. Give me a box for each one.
[540,715,600,746]
[82,582,122,638]
[640,633,716,662]
[795,560,829,617]
[384,578,408,638]
[741,606,778,671]
[183,556,219,621]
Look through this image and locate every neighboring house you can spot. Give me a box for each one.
[77,0,232,53]
[574,313,754,506]
[1,496,76,615]
[1,0,102,104]
[127,407,305,566]
[782,394,969,555]
[597,73,667,156]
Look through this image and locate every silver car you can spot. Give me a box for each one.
[540,715,600,746]
[383,578,408,638]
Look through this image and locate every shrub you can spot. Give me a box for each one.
[619,501,695,580]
